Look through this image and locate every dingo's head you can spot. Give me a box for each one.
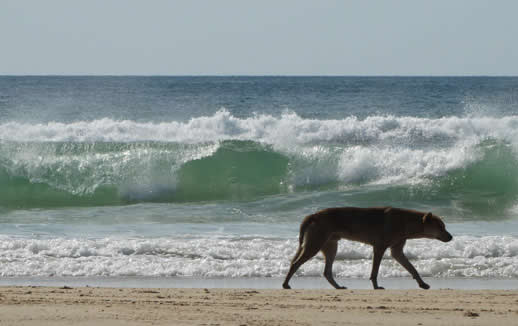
[423,212,452,242]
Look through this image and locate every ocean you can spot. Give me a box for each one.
[1,76,518,288]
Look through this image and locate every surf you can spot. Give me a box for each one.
[1,234,517,278]
[1,111,518,219]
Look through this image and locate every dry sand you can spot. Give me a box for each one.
[0,286,517,325]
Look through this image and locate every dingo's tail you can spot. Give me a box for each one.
[298,214,316,245]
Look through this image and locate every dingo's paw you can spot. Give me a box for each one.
[419,283,430,290]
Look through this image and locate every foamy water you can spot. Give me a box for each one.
[1,235,517,278]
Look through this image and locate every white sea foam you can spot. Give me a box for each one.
[337,144,480,185]
[2,110,518,146]
[1,235,517,278]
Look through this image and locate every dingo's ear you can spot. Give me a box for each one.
[422,212,432,223]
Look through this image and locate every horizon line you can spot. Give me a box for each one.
[1,74,518,78]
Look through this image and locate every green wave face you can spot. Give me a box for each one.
[0,140,290,208]
[434,140,518,217]
[0,169,121,208]
[174,141,289,202]
[0,141,185,208]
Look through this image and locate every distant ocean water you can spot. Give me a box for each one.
[1,76,518,283]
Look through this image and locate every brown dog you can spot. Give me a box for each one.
[282,207,452,290]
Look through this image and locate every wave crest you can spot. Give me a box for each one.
[2,109,518,146]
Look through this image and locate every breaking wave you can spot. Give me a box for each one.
[1,110,518,215]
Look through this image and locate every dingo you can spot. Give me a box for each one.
[282,207,452,290]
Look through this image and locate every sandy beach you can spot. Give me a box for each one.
[1,286,517,325]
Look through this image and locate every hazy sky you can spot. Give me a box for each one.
[1,0,517,75]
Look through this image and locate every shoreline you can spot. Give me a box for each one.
[1,276,518,290]
[1,286,517,325]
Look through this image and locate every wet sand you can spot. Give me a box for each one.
[1,286,517,325]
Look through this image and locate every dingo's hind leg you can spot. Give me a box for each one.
[321,239,346,289]
[283,224,328,289]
